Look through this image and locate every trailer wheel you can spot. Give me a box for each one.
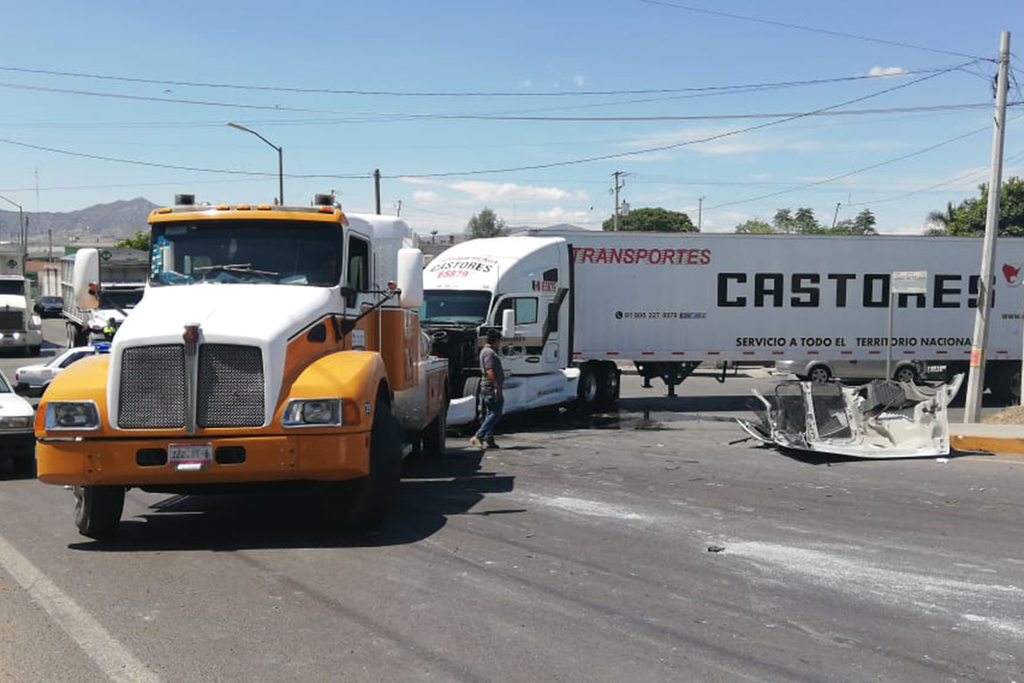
[989,366,1022,405]
[323,396,402,528]
[577,363,600,409]
[807,365,832,384]
[74,485,125,539]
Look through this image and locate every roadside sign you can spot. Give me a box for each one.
[892,270,928,294]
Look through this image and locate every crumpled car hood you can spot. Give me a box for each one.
[737,374,964,459]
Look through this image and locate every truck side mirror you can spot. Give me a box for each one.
[502,309,515,339]
[396,248,423,309]
[73,249,101,310]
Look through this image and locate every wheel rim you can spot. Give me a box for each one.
[895,368,915,384]
[809,367,830,383]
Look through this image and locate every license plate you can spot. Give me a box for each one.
[168,443,213,466]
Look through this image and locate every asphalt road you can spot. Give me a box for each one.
[0,320,1022,682]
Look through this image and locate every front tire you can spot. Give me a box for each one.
[74,485,125,539]
[323,396,402,528]
[577,363,600,409]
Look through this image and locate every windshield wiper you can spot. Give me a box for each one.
[193,263,279,281]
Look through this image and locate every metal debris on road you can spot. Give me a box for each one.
[735,375,964,459]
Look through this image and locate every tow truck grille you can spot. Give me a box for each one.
[0,310,22,329]
[118,345,186,429]
[197,345,264,427]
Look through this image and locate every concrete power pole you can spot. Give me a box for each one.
[964,30,1011,422]
[612,171,628,231]
[374,169,381,215]
[698,196,705,230]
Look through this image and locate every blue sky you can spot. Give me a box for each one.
[0,0,1021,236]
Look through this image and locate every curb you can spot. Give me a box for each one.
[951,434,1024,456]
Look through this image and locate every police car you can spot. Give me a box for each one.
[14,345,107,397]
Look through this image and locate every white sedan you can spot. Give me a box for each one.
[14,346,101,397]
[0,370,35,475]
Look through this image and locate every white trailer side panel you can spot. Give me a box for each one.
[563,232,1024,364]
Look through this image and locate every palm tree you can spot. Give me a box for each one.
[925,202,957,236]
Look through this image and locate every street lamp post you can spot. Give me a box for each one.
[227,122,284,204]
[0,193,25,248]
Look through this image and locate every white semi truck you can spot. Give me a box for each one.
[423,231,1024,425]
[61,248,148,346]
[0,245,43,356]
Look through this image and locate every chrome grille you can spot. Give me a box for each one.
[0,310,22,329]
[118,345,186,429]
[197,345,264,427]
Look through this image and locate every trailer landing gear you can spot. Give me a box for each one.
[633,361,702,397]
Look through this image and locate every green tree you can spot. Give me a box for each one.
[115,230,150,250]
[734,219,775,234]
[466,207,508,238]
[926,177,1024,237]
[832,208,878,236]
[601,207,695,232]
[771,207,823,234]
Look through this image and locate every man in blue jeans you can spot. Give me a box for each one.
[470,329,504,450]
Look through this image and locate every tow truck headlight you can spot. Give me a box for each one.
[0,416,32,429]
[45,401,100,430]
[282,399,342,427]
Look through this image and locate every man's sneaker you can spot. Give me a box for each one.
[469,436,487,450]
[486,438,500,449]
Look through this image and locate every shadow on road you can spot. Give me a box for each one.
[68,447,515,552]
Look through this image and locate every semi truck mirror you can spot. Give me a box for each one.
[396,248,424,309]
[502,309,515,339]
[73,249,101,310]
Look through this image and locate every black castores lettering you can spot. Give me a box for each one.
[790,273,819,308]
[718,273,746,307]
[754,273,784,308]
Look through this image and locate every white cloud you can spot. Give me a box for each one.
[537,207,591,223]
[398,176,442,186]
[868,66,906,77]
[573,74,585,88]
[519,79,533,88]
[622,127,767,156]
[412,190,441,203]
[749,173,774,180]
[448,181,586,203]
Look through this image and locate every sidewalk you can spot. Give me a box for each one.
[950,423,1024,456]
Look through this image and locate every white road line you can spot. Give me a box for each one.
[0,532,162,683]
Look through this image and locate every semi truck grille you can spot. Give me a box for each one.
[197,344,264,428]
[118,345,186,429]
[0,310,22,329]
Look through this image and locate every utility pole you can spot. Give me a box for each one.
[374,169,381,215]
[48,229,52,262]
[698,196,705,230]
[612,171,628,231]
[394,200,402,216]
[832,202,841,229]
[965,30,1011,422]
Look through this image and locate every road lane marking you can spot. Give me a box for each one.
[0,532,162,683]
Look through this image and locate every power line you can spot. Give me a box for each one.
[0,136,370,179]
[387,62,980,178]
[0,77,1008,124]
[638,0,990,61]
[845,148,1024,207]
[706,123,1005,211]
[0,63,957,98]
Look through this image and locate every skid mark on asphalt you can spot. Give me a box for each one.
[0,531,162,683]
[725,540,1024,642]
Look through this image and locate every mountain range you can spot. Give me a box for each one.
[0,198,158,246]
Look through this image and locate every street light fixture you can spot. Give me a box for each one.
[227,122,284,205]
[0,193,26,247]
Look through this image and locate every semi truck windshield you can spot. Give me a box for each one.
[421,290,491,324]
[150,220,343,287]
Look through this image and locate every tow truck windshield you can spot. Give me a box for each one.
[420,290,492,324]
[150,220,342,287]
